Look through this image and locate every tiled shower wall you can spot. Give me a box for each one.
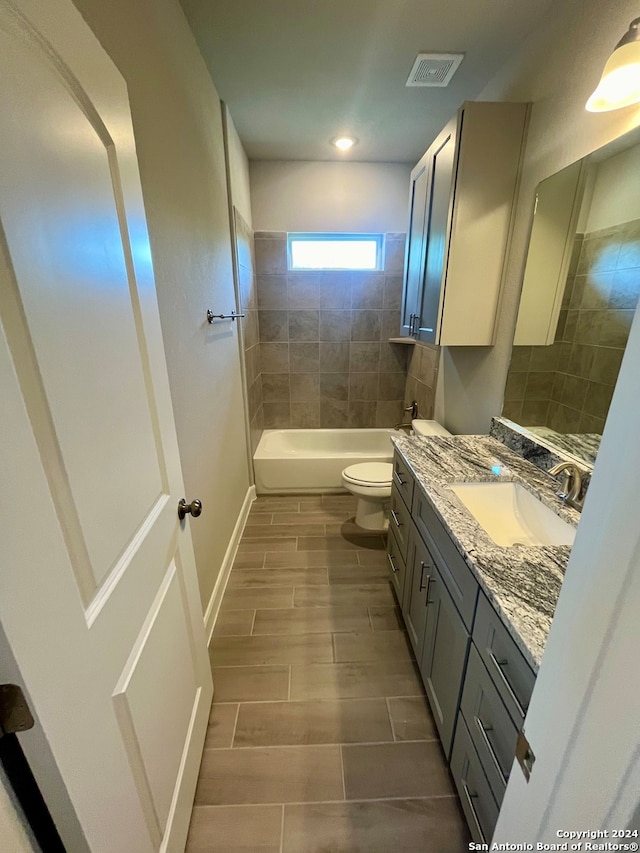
[253,232,409,429]
[503,218,640,433]
[404,343,440,421]
[234,211,263,454]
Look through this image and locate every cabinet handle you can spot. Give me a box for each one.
[426,574,436,605]
[390,509,402,528]
[474,715,507,783]
[487,650,527,720]
[408,313,415,335]
[461,780,486,844]
[393,469,406,487]
[419,561,430,592]
[387,552,398,574]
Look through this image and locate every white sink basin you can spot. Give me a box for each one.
[450,481,576,547]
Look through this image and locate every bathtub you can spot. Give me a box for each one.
[253,428,395,494]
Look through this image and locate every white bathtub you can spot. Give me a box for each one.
[253,428,395,494]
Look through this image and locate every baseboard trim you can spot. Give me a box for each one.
[203,484,256,645]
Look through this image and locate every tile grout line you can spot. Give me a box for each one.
[203,736,439,752]
[279,803,285,853]
[339,744,346,801]
[250,610,257,635]
[287,666,291,701]
[229,703,241,749]
[385,696,398,742]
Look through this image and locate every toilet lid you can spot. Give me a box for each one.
[342,462,393,486]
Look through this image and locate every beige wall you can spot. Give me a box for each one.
[73,0,251,611]
[249,161,411,233]
[225,107,253,229]
[438,0,640,435]
[586,142,640,231]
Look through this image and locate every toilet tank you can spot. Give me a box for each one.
[411,419,451,437]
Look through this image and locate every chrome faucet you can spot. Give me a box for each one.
[395,400,419,432]
[548,461,584,511]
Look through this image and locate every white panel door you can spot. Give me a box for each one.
[0,1,213,851]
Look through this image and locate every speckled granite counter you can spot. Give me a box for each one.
[391,433,580,672]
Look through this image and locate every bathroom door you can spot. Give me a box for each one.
[0,1,212,851]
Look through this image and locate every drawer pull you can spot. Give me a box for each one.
[390,509,402,528]
[419,561,429,592]
[393,470,406,487]
[426,574,436,605]
[487,650,527,720]
[462,781,486,844]
[387,552,398,574]
[474,715,507,782]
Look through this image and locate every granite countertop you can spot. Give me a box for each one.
[391,433,580,672]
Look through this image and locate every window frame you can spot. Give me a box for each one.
[286,232,384,272]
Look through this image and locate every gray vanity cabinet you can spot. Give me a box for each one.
[420,565,470,758]
[386,522,408,609]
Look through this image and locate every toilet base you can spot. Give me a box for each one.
[355,496,389,531]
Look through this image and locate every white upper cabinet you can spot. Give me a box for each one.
[401,102,528,346]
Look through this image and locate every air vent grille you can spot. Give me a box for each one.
[406,53,464,87]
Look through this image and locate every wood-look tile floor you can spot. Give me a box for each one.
[186,494,469,853]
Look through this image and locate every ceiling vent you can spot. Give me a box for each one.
[405,53,464,87]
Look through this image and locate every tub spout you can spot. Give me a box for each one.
[394,422,413,433]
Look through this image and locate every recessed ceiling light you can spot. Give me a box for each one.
[332,136,358,151]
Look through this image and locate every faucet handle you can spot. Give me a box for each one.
[404,400,418,418]
[548,460,583,508]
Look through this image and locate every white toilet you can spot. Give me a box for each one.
[341,419,451,531]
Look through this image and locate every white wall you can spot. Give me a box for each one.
[585,142,640,232]
[225,106,253,228]
[73,0,251,612]
[249,161,411,233]
[438,0,640,435]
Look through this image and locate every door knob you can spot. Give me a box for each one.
[178,498,202,520]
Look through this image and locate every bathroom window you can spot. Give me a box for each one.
[287,233,383,271]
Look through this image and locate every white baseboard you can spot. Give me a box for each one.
[203,484,256,645]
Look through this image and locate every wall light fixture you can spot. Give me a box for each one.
[586,18,640,112]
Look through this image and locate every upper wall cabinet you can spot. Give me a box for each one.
[401,102,528,346]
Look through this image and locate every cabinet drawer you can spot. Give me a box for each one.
[461,645,518,804]
[389,484,411,563]
[392,452,414,510]
[412,488,478,630]
[386,525,408,610]
[450,715,499,844]
[473,593,536,728]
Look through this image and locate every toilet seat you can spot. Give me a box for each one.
[342,462,393,488]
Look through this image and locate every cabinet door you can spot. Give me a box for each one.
[417,121,457,344]
[420,566,470,757]
[401,159,429,336]
[403,527,433,658]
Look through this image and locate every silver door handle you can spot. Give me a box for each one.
[390,509,402,528]
[207,309,245,323]
[462,781,486,844]
[393,470,405,486]
[387,552,398,574]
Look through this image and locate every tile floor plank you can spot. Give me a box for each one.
[186,804,283,852]
[243,523,326,539]
[205,704,239,748]
[290,660,422,701]
[233,698,393,747]
[333,631,413,662]
[387,696,439,742]
[221,588,295,611]
[252,606,371,636]
[210,634,334,667]
[342,741,455,800]
[227,568,329,588]
[294,584,395,608]
[282,798,469,853]
[264,550,361,568]
[195,746,344,805]
[213,610,255,637]
[211,666,290,703]
[327,564,389,584]
[237,538,297,553]
[368,606,404,632]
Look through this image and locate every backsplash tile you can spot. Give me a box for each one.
[253,232,407,429]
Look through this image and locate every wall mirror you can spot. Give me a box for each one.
[502,125,640,468]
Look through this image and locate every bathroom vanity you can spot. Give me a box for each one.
[386,433,579,843]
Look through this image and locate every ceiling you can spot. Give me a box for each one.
[180,0,556,164]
